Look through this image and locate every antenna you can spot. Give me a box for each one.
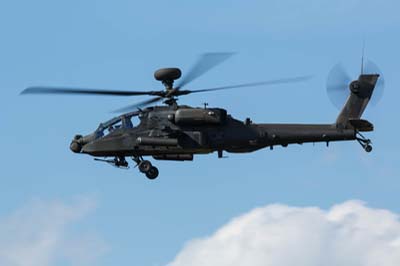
[361,39,366,74]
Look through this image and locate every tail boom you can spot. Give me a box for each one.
[257,124,356,146]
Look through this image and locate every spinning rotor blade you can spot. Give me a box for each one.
[113,75,313,113]
[326,63,352,109]
[175,52,235,89]
[326,60,384,109]
[112,96,163,113]
[363,60,384,106]
[21,86,162,96]
[186,75,313,94]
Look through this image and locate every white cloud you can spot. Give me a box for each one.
[169,201,400,266]
[0,197,108,266]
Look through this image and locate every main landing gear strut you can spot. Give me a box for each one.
[356,131,372,153]
[132,156,159,180]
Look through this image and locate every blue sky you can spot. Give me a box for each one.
[1,1,399,265]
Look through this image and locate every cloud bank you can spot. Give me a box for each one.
[0,197,107,266]
[169,201,400,266]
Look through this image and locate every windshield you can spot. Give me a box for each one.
[94,111,140,138]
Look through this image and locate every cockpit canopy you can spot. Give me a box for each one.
[95,111,140,138]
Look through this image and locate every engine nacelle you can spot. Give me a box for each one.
[174,108,227,125]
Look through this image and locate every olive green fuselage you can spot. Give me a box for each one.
[77,105,356,158]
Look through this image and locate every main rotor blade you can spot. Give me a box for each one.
[21,86,162,96]
[185,75,313,94]
[112,96,163,113]
[175,52,235,89]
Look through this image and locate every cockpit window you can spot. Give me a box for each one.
[94,113,139,138]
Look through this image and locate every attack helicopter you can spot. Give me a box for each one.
[21,53,383,179]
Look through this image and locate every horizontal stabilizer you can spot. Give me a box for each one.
[348,119,374,132]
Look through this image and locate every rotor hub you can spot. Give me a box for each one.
[350,80,360,94]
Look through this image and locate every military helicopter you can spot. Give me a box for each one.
[21,53,383,179]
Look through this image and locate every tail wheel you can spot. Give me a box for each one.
[146,166,159,180]
[138,160,152,173]
[365,144,373,153]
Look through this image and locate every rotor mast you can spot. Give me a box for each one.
[154,67,182,107]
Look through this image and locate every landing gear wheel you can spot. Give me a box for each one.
[365,145,373,153]
[146,166,159,180]
[356,132,373,153]
[138,160,152,173]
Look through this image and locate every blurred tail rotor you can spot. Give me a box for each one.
[326,63,352,109]
[326,60,384,109]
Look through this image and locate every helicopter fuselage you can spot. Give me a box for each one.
[22,53,380,179]
[73,105,356,160]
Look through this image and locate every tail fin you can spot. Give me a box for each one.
[336,74,379,130]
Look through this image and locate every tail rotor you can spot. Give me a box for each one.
[326,60,384,108]
[326,63,352,109]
